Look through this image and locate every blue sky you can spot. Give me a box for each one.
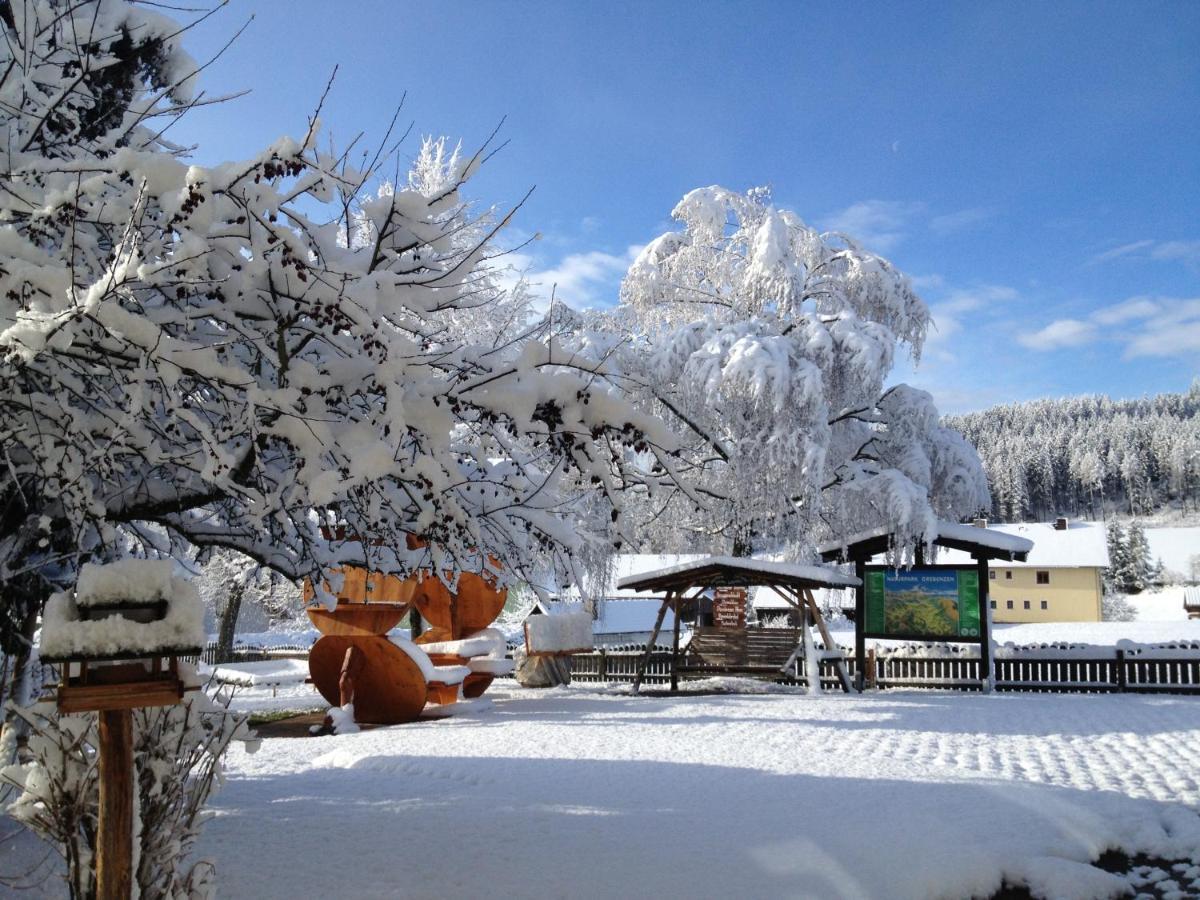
[172,1,1199,413]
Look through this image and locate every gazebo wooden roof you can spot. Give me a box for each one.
[818,520,1033,564]
[616,556,860,596]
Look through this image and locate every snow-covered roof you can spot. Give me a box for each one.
[818,520,1033,561]
[935,521,1107,569]
[752,586,852,610]
[533,598,679,635]
[933,521,1035,555]
[594,599,678,634]
[595,554,708,599]
[617,556,860,591]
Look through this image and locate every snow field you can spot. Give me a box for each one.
[199,684,1200,899]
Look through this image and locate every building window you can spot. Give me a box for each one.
[1036,571,1050,585]
[989,570,996,580]
[1005,570,1013,580]
[1006,600,1014,609]
[1023,600,1031,610]
[990,600,996,609]
[1040,600,1048,610]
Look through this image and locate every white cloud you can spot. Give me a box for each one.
[925,284,1017,344]
[822,200,924,252]
[1092,297,1161,326]
[1124,298,1200,358]
[910,273,944,291]
[1018,295,1200,359]
[1018,319,1098,351]
[929,207,994,235]
[1150,240,1200,264]
[520,245,643,312]
[939,284,1018,314]
[1088,240,1154,265]
[1089,238,1200,267]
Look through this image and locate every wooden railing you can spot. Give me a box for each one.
[183,639,1200,695]
[562,645,1200,695]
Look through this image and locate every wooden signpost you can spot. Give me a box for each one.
[711,586,747,629]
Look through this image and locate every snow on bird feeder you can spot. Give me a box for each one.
[40,559,204,713]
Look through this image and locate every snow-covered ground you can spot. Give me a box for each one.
[180,682,1200,899]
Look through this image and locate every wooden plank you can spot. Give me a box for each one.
[800,589,852,693]
[97,709,133,900]
[976,555,993,693]
[671,595,681,693]
[632,595,672,694]
[855,558,867,692]
[59,678,183,713]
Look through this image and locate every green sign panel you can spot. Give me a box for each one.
[863,567,982,642]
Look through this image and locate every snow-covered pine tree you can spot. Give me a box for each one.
[1104,521,1129,593]
[0,0,682,660]
[599,186,990,557]
[1125,520,1152,594]
[948,384,1200,522]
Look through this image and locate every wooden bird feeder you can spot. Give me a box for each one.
[39,561,205,900]
[43,597,200,715]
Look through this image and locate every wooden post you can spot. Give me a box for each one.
[97,709,134,900]
[801,589,852,693]
[866,647,877,689]
[976,555,993,694]
[671,595,681,693]
[854,558,867,692]
[632,594,671,694]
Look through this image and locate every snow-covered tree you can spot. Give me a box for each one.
[1105,521,1130,593]
[598,186,989,556]
[1125,520,1152,594]
[194,550,302,660]
[949,384,1200,522]
[0,1,681,679]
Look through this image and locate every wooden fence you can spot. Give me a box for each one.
[186,643,311,666]
[564,645,1200,695]
[186,640,1200,695]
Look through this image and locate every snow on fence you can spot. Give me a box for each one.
[558,641,1200,694]
[174,638,1200,694]
[184,642,312,666]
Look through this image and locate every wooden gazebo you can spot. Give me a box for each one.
[615,557,861,694]
[819,521,1033,692]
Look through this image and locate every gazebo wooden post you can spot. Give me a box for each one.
[671,595,682,693]
[97,708,134,900]
[633,591,673,694]
[976,554,993,694]
[853,557,867,692]
[801,588,853,693]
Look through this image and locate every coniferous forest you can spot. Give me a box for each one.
[946,382,1200,523]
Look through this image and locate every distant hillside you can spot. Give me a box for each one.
[945,383,1200,523]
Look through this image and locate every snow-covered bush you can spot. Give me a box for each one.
[1,684,257,899]
[597,186,989,558]
[1102,592,1138,623]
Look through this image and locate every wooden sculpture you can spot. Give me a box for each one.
[305,542,511,728]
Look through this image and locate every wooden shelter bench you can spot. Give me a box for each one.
[678,627,807,678]
[615,556,861,694]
